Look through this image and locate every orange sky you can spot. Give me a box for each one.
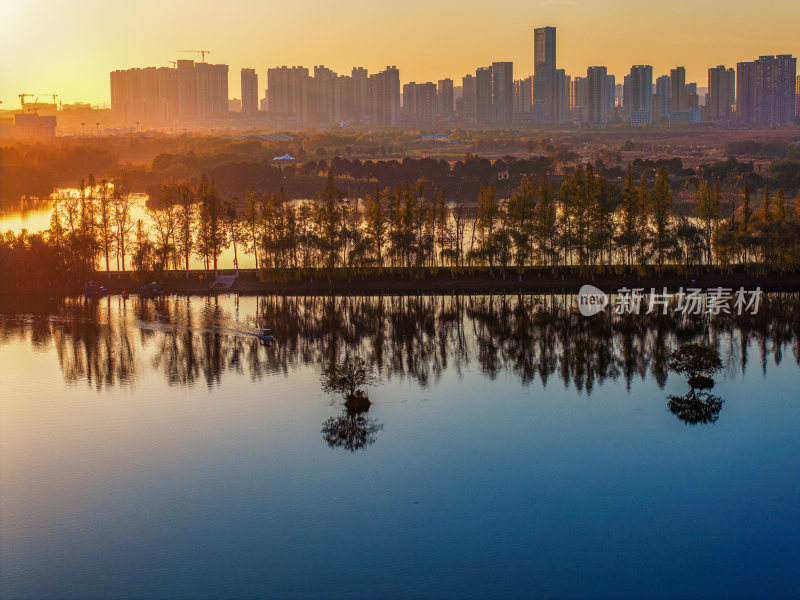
[1,0,798,107]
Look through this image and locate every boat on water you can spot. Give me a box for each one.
[84,281,108,297]
[257,328,275,342]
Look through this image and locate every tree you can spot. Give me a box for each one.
[696,180,721,265]
[175,182,195,275]
[112,184,136,271]
[615,166,641,268]
[195,175,228,272]
[321,355,380,411]
[649,167,675,269]
[96,180,115,272]
[363,184,387,265]
[668,343,723,388]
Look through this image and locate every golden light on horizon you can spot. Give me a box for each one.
[1,0,798,106]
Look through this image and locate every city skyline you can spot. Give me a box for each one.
[1,0,799,106]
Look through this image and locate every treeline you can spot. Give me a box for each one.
[724,140,800,161]
[3,165,800,289]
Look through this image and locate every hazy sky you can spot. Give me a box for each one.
[1,0,798,106]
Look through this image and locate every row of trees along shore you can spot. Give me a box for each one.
[2,165,800,287]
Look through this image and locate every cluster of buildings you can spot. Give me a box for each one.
[109,60,229,125]
[100,28,797,130]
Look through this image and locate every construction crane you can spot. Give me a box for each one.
[18,93,34,109]
[39,93,59,110]
[167,60,177,67]
[177,50,211,62]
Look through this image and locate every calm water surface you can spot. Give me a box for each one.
[1,294,798,599]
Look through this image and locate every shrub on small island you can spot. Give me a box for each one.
[668,343,723,388]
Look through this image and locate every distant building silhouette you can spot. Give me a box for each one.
[736,55,796,125]
[491,62,514,125]
[670,67,688,112]
[655,75,671,121]
[241,68,258,115]
[475,67,493,125]
[533,26,556,124]
[628,65,653,125]
[369,66,400,126]
[707,66,735,121]
[461,74,476,123]
[586,66,609,125]
[438,78,454,116]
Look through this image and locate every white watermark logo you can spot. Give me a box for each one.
[576,286,763,316]
[578,284,609,316]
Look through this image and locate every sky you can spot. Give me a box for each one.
[1,0,798,107]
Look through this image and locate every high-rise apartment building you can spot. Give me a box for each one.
[352,67,369,122]
[491,62,514,125]
[533,26,556,124]
[241,68,258,116]
[513,77,533,115]
[194,62,229,117]
[475,67,493,125]
[586,66,609,125]
[707,66,735,120]
[438,78,454,116]
[555,69,569,124]
[629,65,653,125]
[111,60,228,125]
[655,75,671,121]
[369,66,400,126]
[670,67,688,112]
[736,55,796,125]
[796,75,800,120]
[462,74,476,122]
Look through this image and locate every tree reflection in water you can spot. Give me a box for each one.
[1,292,798,399]
[668,389,724,425]
[321,407,384,453]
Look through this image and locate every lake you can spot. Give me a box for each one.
[1,293,798,599]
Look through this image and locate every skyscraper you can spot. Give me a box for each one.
[533,26,556,124]
[475,67,493,125]
[491,62,514,125]
[670,67,688,112]
[586,66,609,125]
[241,68,258,116]
[629,65,653,125]
[352,67,369,122]
[655,75,671,121]
[438,78,454,116]
[462,74,476,123]
[707,66,735,120]
[513,76,533,115]
[554,69,569,124]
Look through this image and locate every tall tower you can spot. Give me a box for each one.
[670,66,687,112]
[241,68,258,115]
[655,75,671,121]
[533,26,556,124]
[475,67,493,125]
[707,66,735,120]
[586,66,609,125]
[491,61,514,125]
[629,65,653,125]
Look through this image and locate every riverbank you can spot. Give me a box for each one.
[3,267,800,299]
